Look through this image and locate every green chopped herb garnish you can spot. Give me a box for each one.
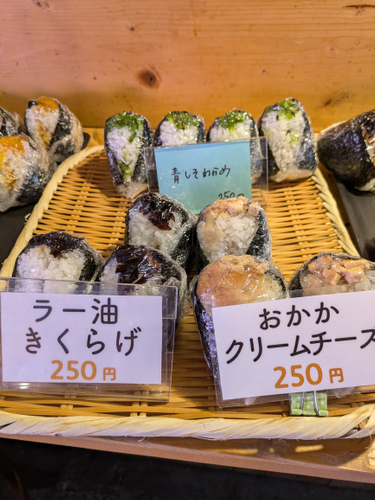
[118,161,134,181]
[166,111,200,130]
[265,98,300,120]
[215,110,250,130]
[107,112,143,141]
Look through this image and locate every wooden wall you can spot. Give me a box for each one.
[2,0,375,131]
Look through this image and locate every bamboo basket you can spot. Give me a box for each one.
[2,145,375,441]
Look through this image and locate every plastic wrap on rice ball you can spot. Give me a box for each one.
[0,134,51,212]
[24,96,84,167]
[13,231,104,283]
[154,111,205,147]
[289,252,375,295]
[206,109,262,183]
[99,244,188,322]
[193,255,287,377]
[258,98,318,182]
[195,196,271,272]
[104,111,154,199]
[0,106,22,138]
[317,110,375,191]
[125,192,197,268]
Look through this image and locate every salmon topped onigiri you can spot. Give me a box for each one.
[195,196,271,271]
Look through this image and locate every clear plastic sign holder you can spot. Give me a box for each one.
[207,285,375,410]
[0,277,177,402]
[145,137,268,211]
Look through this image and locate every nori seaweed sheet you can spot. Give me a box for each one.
[15,137,51,205]
[25,98,83,162]
[125,192,197,268]
[154,111,206,147]
[289,252,375,291]
[317,110,375,189]
[104,111,154,188]
[13,231,104,282]
[258,98,317,179]
[0,106,21,138]
[194,199,271,272]
[192,264,287,377]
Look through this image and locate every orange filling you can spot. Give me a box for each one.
[0,136,26,190]
[32,97,59,147]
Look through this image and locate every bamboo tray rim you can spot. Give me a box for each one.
[0,146,370,441]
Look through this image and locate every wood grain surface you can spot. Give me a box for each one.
[1,1,375,130]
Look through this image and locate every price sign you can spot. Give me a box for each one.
[154,141,252,213]
[212,290,375,402]
[1,292,164,385]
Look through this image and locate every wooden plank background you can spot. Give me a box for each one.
[1,0,375,131]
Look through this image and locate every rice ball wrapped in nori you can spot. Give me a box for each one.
[193,255,287,376]
[258,98,318,182]
[195,196,271,272]
[207,109,262,184]
[125,192,197,268]
[317,110,375,192]
[99,244,188,321]
[154,111,205,147]
[104,111,154,199]
[13,231,104,282]
[289,252,375,294]
[0,106,22,138]
[0,134,51,212]
[24,96,84,167]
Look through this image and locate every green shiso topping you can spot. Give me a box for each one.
[107,112,143,142]
[118,161,133,180]
[166,111,200,130]
[266,98,300,120]
[215,110,250,130]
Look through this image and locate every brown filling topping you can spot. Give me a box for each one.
[201,196,259,220]
[197,255,282,308]
[301,254,371,290]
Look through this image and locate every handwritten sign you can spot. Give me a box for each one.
[212,290,375,402]
[1,292,163,385]
[154,141,252,213]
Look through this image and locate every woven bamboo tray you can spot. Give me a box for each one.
[2,146,375,441]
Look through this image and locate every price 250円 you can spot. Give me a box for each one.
[274,363,344,389]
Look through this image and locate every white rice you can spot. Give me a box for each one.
[128,211,183,255]
[159,121,198,146]
[107,126,143,181]
[16,246,85,281]
[262,110,310,182]
[209,120,252,142]
[197,210,259,262]
[25,105,59,149]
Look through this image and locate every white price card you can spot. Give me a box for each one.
[212,289,375,402]
[1,292,163,385]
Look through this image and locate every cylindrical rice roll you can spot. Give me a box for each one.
[206,109,262,184]
[154,111,205,147]
[317,110,375,192]
[104,111,154,199]
[0,106,22,138]
[13,231,104,282]
[193,255,287,376]
[24,96,84,167]
[99,244,188,322]
[125,192,197,268]
[194,196,271,272]
[258,97,317,182]
[289,252,375,295]
[0,134,51,212]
